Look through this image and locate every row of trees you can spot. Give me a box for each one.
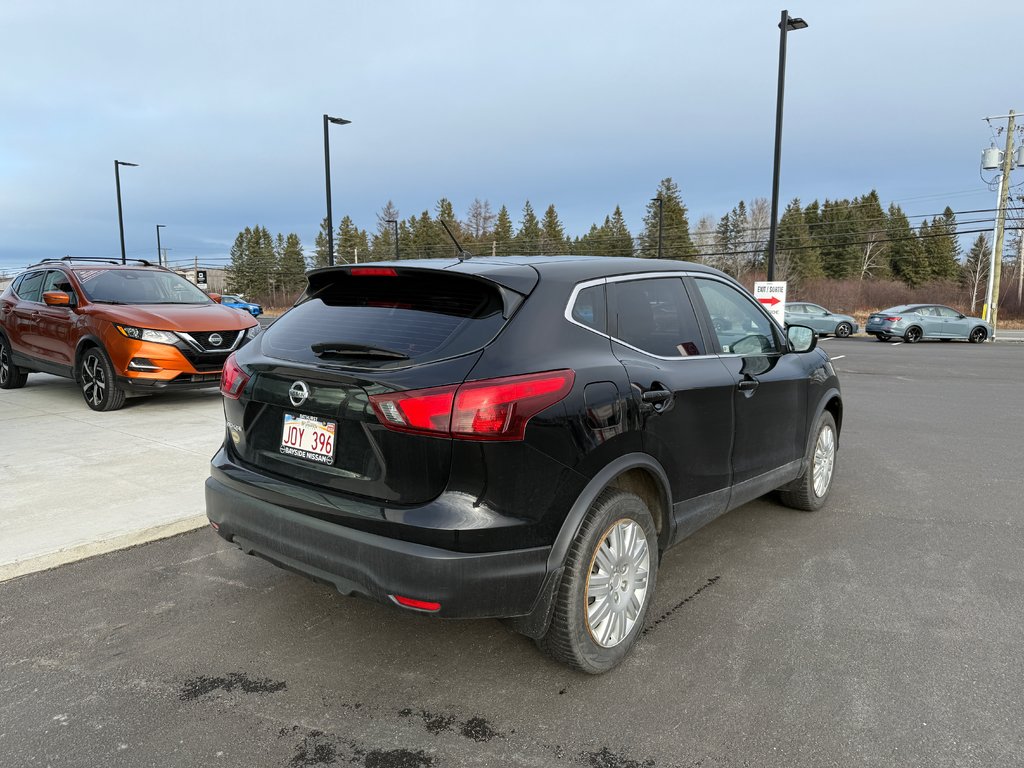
[225,178,1022,309]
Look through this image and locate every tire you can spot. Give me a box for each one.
[968,327,987,344]
[78,347,127,411]
[834,322,853,338]
[904,326,922,343]
[875,334,889,342]
[537,489,659,674]
[0,335,29,389]
[779,411,837,512]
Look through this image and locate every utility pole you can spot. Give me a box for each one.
[982,110,1016,336]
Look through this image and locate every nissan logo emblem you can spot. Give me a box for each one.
[289,381,310,407]
[208,333,223,347]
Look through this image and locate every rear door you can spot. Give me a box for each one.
[607,275,736,533]
[915,306,945,338]
[9,270,47,357]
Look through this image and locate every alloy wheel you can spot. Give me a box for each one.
[585,519,651,648]
[81,353,106,407]
[813,424,836,498]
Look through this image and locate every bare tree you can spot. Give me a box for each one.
[465,198,495,239]
[692,214,717,266]
[746,197,770,275]
[858,227,889,280]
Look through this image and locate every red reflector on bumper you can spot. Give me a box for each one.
[209,521,220,531]
[391,594,441,612]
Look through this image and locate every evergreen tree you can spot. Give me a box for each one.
[640,178,696,259]
[336,215,364,264]
[277,232,307,296]
[312,217,331,269]
[775,198,822,284]
[515,201,542,255]
[922,207,961,281]
[886,204,929,286]
[605,206,634,257]
[812,199,861,279]
[539,204,568,255]
[492,205,514,255]
[370,201,400,262]
[227,228,252,294]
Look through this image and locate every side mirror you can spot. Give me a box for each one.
[42,291,71,307]
[958,314,965,319]
[787,324,817,353]
[208,292,222,304]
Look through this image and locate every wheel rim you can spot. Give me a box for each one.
[812,425,836,498]
[0,343,9,385]
[971,328,985,343]
[585,519,650,648]
[836,323,851,338]
[81,354,106,406]
[906,328,921,343]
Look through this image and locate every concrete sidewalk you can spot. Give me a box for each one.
[0,374,224,581]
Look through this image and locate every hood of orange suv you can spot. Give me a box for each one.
[87,302,258,332]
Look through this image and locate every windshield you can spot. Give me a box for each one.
[73,269,213,305]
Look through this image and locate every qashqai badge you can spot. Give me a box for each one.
[289,381,310,407]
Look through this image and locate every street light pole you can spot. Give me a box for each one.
[386,219,399,260]
[766,10,808,282]
[651,197,664,259]
[156,224,166,267]
[114,160,139,264]
[323,114,352,267]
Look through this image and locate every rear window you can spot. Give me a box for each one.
[261,271,509,367]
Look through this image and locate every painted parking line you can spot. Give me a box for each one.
[830,355,846,361]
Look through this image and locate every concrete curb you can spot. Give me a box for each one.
[0,514,209,583]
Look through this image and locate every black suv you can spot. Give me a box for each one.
[206,257,841,673]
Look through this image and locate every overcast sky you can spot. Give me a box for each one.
[1,0,1019,274]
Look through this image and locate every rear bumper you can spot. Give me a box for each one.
[205,471,554,620]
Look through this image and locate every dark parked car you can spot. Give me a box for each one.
[206,257,843,673]
[865,304,991,343]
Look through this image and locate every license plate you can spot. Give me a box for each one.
[280,413,337,465]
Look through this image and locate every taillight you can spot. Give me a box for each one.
[885,316,902,322]
[220,352,250,399]
[369,369,575,442]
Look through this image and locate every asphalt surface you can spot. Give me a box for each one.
[2,337,1023,768]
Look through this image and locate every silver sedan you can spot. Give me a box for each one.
[784,302,859,338]
[865,304,991,343]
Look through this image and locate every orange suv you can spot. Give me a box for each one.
[0,257,261,411]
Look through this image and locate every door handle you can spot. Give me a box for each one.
[737,378,759,392]
[641,388,673,403]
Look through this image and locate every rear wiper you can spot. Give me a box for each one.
[311,342,409,360]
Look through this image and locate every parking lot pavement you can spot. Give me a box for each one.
[1,339,1023,767]
[0,374,224,580]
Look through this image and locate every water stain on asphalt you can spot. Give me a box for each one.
[289,729,336,767]
[641,576,720,637]
[582,746,656,768]
[397,708,457,735]
[460,716,500,743]
[178,671,287,701]
[282,725,432,768]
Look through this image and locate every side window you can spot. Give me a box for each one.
[807,305,827,316]
[571,284,607,333]
[937,307,960,318]
[15,271,45,302]
[613,277,705,357]
[694,278,779,355]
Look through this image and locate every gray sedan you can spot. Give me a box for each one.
[784,302,859,337]
[865,304,991,343]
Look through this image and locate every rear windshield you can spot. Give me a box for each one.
[261,271,509,367]
[74,269,213,305]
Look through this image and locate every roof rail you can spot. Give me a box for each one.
[27,256,157,269]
